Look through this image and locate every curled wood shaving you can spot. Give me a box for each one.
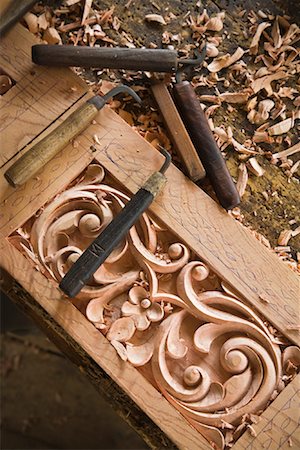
[278,229,293,246]
[205,12,225,32]
[250,71,288,95]
[110,340,128,361]
[247,157,265,176]
[272,142,300,160]
[236,163,248,197]
[247,99,274,124]
[207,47,245,73]
[145,14,166,25]
[268,117,295,136]
[250,22,271,55]
[206,42,219,57]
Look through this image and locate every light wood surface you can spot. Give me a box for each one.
[151,82,206,181]
[0,96,299,346]
[234,374,300,449]
[0,24,87,167]
[0,239,207,450]
[0,22,299,450]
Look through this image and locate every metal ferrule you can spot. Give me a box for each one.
[143,172,166,197]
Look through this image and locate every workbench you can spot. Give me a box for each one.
[0,6,299,449]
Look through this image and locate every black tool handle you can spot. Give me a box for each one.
[32,45,178,72]
[59,188,154,298]
[173,81,240,210]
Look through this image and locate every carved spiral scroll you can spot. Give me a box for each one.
[10,163,299,450]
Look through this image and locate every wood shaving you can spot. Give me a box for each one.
[81,0,93,25]
[272,142,300,160]
[205,12,225,32]
[250,22,271,55]
[236,163,248,197]
[23,12,38,34]
[144,14,166,25]
[250,71,288,95]
[278,229,293,246]
[207,47,245,73]
[268,117,295,136]
[247,158,265,176]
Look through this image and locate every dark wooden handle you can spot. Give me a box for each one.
[59,188,154,298]
[32,45,178,72]
[0,0,37,36]
[5,101,98,187]
[173,81,240,210]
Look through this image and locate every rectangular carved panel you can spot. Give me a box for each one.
[9,162,300,450]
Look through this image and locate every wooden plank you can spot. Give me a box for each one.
[0,239,209,450]
[234,374,300,450]
[151,82,206,182]
[0,24,87,167]
[0,106,298,346]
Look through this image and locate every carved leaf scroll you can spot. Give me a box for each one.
[9,162,299,450]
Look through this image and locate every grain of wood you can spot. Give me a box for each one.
[0,25,87,167]
[0,20,299,450]
[151,82,205,182]
[234,374,300,449]
[0,106,299,345]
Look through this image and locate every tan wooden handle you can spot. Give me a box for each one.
[5,101,98,187]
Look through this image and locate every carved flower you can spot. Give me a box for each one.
[121,286,164,331]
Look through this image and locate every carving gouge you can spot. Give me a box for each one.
[32,45,205,73]
[59,147,171,298]
[5,85,142,188]
[172,48,240,210]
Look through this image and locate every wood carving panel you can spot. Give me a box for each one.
[8,162,300,450]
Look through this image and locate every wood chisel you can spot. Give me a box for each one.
[59,147,171,298]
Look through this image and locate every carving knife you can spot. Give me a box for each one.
[4,85,142,188]
[32,44,205,73]
[59,147,171,298]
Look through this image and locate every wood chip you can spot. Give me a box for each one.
[207,47,245,73]
[268,117,295,136]
[247,157,265,176]
[250,71,288,95]
[145,14,166,25]
[82,0,93,25]
[43,27,62,44]
[272,143,300,160]
[236,163,248,197]
[23,12,39,34]
[278,229,293,246]
[249,22,270,55]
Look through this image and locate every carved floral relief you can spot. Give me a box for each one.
[9,162,300,450]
